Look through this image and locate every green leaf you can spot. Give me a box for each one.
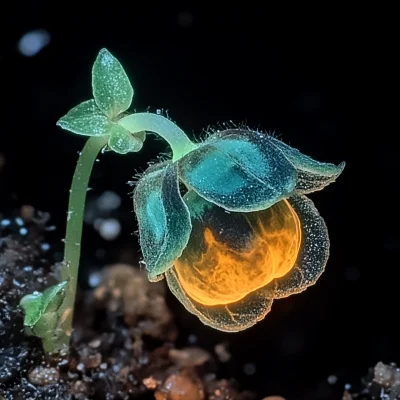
[134,161,192,281]
[19,281,67,329]
[19,291,43,327]
[92,48,133,119]
[108,124,143,154]
[57,99,110,136]
[41,281,67,313]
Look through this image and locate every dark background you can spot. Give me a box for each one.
[0,4,392,399]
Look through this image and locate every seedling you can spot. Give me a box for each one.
[20,49,345,354]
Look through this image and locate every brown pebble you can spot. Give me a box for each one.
[20,205,35,221]
[72,380,89,395]
[28,366,60,386]
[143,376,158,390]
[262,397,286,400]
[86,353,102,369]
[155,372,205,400]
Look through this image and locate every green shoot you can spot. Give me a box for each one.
[19,48,196,354]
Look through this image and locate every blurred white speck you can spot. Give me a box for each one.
[1,219,11,227]
[327,375,337,384]
[99,218,121,241]
[345,267,360,281]
[243,363,256,376]
[89,271,102,288]
[96,191,121,211]
[19,227,28,236]
[41,243,50,252]
[344,383,351,390]
[188,334,197,344]
[15,217,24,226]
[18,29,51,57]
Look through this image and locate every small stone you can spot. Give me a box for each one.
[89,338,102,349]
[28,366,60,386]
[20,205,35,221]
[143,376,158,390]
[155,371,205,400]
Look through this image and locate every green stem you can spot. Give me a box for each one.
[59,136,108,344]
[118,113,197,161]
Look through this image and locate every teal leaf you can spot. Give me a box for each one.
[92,48,133,119]
[108,124,143,154]
[269,136,345,194]
[56,100,110,136]
[134,161,192,281]
[178,129,298,212]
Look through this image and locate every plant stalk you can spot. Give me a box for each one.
[118,113,197,161]
[59,136,108,345]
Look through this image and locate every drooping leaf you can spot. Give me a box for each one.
[56,99,110,136]
[134,161,192,281]
[108,124,143,154]
[269,136,345,194]
[178,129,298,212]
[92,48,133,119]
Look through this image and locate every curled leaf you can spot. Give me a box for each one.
[269,136,345,194]
[134,162,192,281]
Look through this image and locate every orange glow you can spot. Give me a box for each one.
[174,199,302,306]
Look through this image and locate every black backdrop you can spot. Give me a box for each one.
[0,4,393,399]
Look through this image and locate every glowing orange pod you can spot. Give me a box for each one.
[165,192,331,332]
[174,199,301,306]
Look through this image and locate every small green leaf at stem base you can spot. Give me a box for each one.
[56,99,110,136]
[92,48,133,119]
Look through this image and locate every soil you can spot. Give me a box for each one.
[0,208,398,400]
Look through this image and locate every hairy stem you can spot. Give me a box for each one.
[118,113,197,161]
[59,136,108,347]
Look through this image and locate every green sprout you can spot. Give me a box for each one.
[19,48,198,354]
[19,48,344,354]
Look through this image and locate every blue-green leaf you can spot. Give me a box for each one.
[56,100,110,136]
[134,162,192,281]
[92,48,133,119]
[108,124,143,154]
[269,136,345,194]
[178,129,298,212]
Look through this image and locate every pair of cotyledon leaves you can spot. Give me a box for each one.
[56,48,345,331]
[57,48,145,154]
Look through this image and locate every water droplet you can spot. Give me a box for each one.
[98,219,121,241]
[17,29,50,57]
[96,191,121,211]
